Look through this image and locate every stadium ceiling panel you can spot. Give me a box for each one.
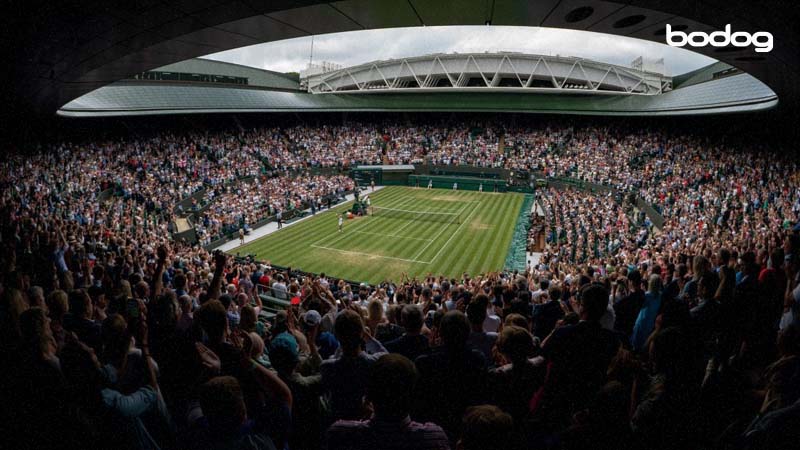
[5,0,797,116]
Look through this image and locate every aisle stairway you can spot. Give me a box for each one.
[175,217,192,233]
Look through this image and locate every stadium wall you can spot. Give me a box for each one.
[408,174,512,192]
[422,164,509,179]
[504,194,535,271]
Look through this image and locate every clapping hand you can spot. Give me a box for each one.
[213,251,228,271]
[196,342,221,374]
[156,244,169,263]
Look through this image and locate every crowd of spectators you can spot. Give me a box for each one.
[195,175,354,246]
[535,188,636,266]
[1,119,800,450]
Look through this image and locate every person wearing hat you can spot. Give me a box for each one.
[270,332,325,450]
[302,309,339,361]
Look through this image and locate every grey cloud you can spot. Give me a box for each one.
[205,26,715,76]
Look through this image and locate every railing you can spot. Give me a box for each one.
[234,255,366,292]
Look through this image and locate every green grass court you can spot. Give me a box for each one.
[235,186,525,284]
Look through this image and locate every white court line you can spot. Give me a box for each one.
[411,201,474,261]
[219,186,386,252]
[310,244,429,264]
[309,191,418,247]
[420,201,483,264]
[312,192,477,264]
[384,201,440,236]
[381,199,478,237]
[353,230,433,242]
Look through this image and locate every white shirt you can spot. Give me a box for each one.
[483,312,501,333]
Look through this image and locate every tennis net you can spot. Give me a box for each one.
[371,206,461,224]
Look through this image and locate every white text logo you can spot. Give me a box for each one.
[666,24,773,53]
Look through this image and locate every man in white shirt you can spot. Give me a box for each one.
[483,303,502,333]
[272,275,288,300]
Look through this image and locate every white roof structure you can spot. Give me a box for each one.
[301,53,671,95]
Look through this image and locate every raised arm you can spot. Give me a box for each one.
[208,251,228,301]
[152,244,168,301]
[240,333,292,409]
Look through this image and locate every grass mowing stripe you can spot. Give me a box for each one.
[373,193,447,258]
[235,187,526,283]
[492,196,524,270]
[420,201,480,263]
[471,195,516,274]
[432,203,482,275]
[441,194,517,276]
[461,200,495,275]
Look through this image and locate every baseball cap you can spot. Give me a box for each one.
[304,310,322,327]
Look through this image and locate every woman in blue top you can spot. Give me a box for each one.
[631,274,663,352]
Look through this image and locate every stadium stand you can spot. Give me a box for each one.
[2,118,800,450]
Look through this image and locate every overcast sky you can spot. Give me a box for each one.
[204,26,715,76]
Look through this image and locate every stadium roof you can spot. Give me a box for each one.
[152,59,301,90]
[4,0,797,126]
[300,53,672,95]
[59,58,776,117]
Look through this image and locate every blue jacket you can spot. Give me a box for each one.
[631,291,662,352]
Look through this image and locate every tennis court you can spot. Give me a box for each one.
[311,193,480,264]
[235,186,524,283]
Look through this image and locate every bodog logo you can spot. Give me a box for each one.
[666,24,773,53]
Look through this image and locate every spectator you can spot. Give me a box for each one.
[631,275,663,352]
[385,305,430,361]
[327,354,450,450]
[466,294,498,361]
[270,331,324,450]
[64,289,102,352]
[489,326,545,423]
[191,376,276,450]
[532,285,565,340]
[614,270,644,340]
[321,309,386,421]
[414,311,488,439]
[632,327,703,450]
[533,283,621,430]
[456,405,513,450]
[560,381,642,450]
